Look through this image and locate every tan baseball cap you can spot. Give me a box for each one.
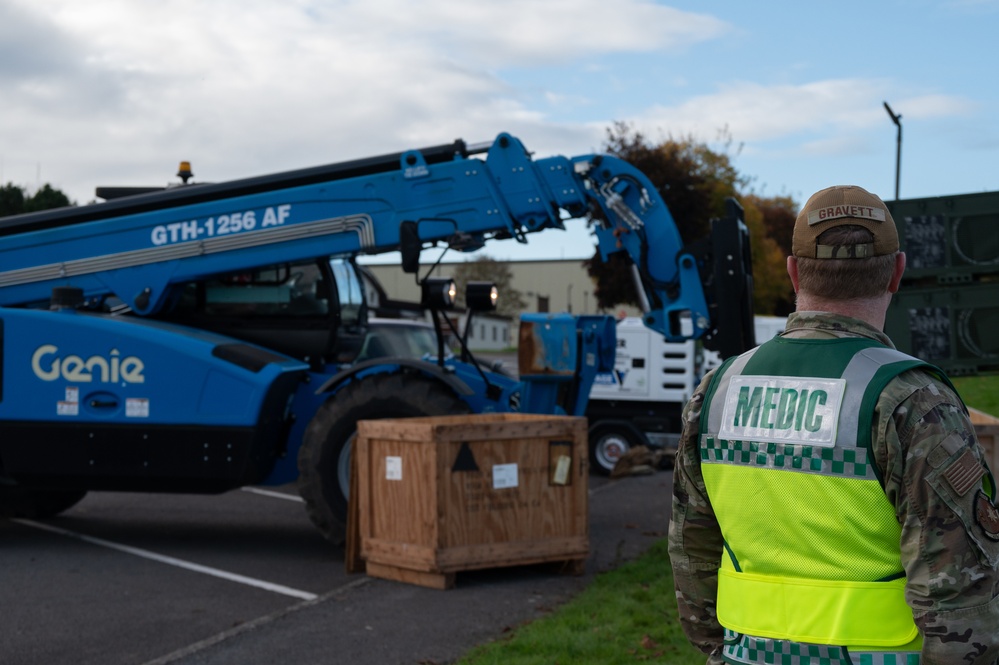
[792,185,898,259]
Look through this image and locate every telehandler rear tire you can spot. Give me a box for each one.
[297,372,471,545]
[0,488,87,519]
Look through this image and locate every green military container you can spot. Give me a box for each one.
[885,190,999,375]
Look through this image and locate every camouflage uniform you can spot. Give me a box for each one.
[667,311,999,665]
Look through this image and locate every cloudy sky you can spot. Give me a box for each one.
[2,0,996,260]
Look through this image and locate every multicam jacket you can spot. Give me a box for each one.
[667,311,999,665]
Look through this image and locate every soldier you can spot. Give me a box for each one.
[668,185,999,664]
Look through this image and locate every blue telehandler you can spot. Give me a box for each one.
[0,132,753,543]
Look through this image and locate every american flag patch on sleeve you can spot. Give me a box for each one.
[943,448,986,497]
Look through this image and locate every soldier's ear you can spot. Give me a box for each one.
[888,252,906,294]
[787,256,800,294]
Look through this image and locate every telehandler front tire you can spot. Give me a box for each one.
[297,372,471,545]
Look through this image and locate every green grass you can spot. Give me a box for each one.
[456,539,705,665]
[951,375,999,417]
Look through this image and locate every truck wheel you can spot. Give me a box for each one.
[0,488,87,518]
[297,372,471,545]
[589,426,641,476]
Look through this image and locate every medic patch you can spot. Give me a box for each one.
[718,376,844,447]
[943,449,986,497]
[975,490,999,541]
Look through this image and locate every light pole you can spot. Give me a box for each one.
[883,101,902,200]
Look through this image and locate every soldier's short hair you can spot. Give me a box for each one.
[796,225,897,299]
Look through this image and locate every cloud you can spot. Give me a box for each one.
[628,79,975,152]
[352,0,731,66]
[0,0,979,210]
[894,94,975,119]
[0,1,127,115]
[0,1,83,81]
[0,0,730,201]
[799,136,874,157]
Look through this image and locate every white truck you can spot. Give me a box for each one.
[585,315,787,474]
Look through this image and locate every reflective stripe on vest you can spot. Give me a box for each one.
[700,337,932,647]
[721,630,922,665]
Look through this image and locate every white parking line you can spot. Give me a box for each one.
[241,487,304,502]
[14,518,318,601]
[140,577,372,665]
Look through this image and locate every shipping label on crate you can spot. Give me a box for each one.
[549,440,574,486]
[492,463,519,489]
[385,456,403,481]
[552,455,572,485]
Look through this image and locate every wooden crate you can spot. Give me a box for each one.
[977,426,999,473]
[354,413,589,589]
[970,407,999,473]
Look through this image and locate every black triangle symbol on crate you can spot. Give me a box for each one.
[452,441,479,472]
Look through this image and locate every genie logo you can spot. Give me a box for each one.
[32,345,146,384]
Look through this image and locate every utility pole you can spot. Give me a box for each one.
[883,101,902,200]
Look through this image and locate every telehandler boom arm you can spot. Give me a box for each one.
[0,133,750,352]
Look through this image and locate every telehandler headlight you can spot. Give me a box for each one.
[466,281,498,312]
[422,277,457,310]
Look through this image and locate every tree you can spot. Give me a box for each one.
[740,193,797,315]
[0,183,74,216]
[0,184,27,217]
[740,194,796,316]
[451,255,526,318]
[24,184,72,212]
[584,252,635,311]
[753,194,798,257]
[584,123,796,316]
[585,122,745,311]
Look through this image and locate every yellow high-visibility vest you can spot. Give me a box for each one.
[699,337,938,647]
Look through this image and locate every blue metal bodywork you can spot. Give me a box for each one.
[0,132,739,496]
[0,308,309,491]
[1,308,308,426]
[0,133,712,341]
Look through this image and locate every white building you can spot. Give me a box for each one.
[462,312,512,351]
[361,258,641,321]
[361,257,646,351]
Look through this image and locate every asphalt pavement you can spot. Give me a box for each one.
[2,469,673,665]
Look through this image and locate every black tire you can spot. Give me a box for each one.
[589,425,643,476]
[0,488,87,519]
[297,372,471,545]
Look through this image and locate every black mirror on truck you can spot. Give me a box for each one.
[400,221,421,274]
